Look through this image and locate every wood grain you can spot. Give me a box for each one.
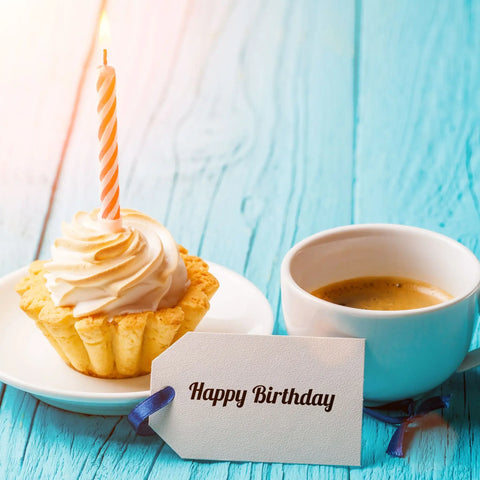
[0,0,101,274]
[2,0,480,478]
[353,1,480,479]
[0,2,102,480]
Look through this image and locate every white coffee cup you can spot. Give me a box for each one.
[281,224,480,402]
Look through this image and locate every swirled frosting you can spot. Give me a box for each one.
[44,209,189,317]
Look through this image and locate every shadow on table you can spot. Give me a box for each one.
[442,367,480,426]
[31,394,161,447]
[360,368,480,468]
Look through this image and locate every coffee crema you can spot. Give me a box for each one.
[310,276,453,311]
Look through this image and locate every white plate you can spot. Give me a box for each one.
[0,263,273,415]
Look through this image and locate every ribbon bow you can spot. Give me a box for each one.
[363,395,451,457]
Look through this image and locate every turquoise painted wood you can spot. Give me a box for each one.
[1,0,479,478]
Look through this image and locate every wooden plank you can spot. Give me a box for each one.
[0,387,39,477]
[0,1,103,480]
[0,0,101,274]
[353,0,480,479]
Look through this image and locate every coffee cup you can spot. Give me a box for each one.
[280,224,480,402]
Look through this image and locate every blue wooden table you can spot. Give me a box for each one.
[1,0,479,478]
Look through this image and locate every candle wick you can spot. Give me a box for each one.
[103,49,108,66]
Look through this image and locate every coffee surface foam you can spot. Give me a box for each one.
[311,276,453,311]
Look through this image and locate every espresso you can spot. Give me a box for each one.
[311,276,453,311]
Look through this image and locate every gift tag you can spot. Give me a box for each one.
[148,332,365,466]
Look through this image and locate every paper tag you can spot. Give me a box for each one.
[149,332,365,466]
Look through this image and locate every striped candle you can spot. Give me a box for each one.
[96,48,122,231]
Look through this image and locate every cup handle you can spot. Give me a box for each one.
[457,348,480,372]
[457,289,480,373]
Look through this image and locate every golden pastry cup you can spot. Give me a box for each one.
[16,247,218,379]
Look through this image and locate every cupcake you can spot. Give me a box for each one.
[16,208,218,378]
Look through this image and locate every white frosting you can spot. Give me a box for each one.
[44,209,189,317]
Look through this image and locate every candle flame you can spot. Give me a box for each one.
[99,11,111,46]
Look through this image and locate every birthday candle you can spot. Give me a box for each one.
[97,47,122,230]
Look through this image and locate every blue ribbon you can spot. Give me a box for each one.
[128,386,175,436]
[363,395,451,457]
